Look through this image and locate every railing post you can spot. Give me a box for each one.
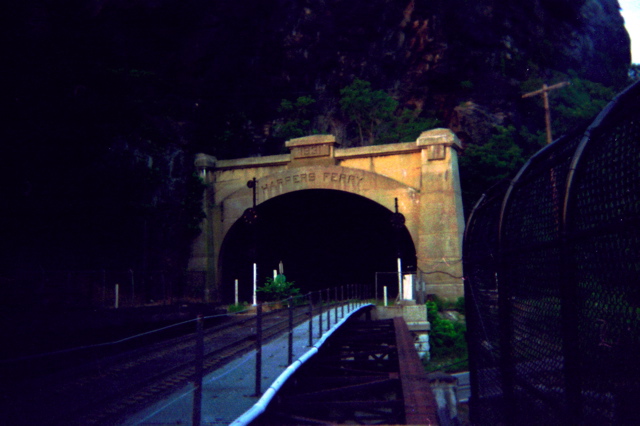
[255,304,262,396]
[334,288,338,323]
[318,291,323,336]
[308,293,313,347]
[341,286,345,317]
[346,285,350,311]
[192,315,204,426]
[350,284,353,309]
[288,297,294,365]
[326,288,331,329]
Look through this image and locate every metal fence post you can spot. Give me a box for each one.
[192,315,204,426]
[346,285,350,311]
[308,293,313,347]
[351,284,354,308]
[334,288,338,323]
[326,288,331,329]
[318,291,323,336]
[255,304,262,396]
[288,297,294,365]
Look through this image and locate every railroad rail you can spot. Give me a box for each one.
[0,301,332,426]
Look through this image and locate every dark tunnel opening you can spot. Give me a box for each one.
[219,189,416,304]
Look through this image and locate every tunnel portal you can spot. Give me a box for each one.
[190,131,466,303]
[220,189,415,303]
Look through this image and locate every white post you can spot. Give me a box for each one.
[397,257,403,301]
[115,284,120,309]
[235,279,239,306]
[403,274,414,300]
[278,261,284,275]
[253,263,258,306]
[383,286,388,307]
[273,269,277,279]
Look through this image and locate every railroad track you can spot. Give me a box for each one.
[0,303,329,426]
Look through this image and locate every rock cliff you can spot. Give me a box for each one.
[167,0,631,147]
[1,0,632,275]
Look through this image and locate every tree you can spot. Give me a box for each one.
[274,96,318,140]
[459,125,527,214]
[376,108,440,145]
[339,79,398,145]
[520,71,616,138]
[552,73,616,135]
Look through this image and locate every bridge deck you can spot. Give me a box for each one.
[124,305,438,425]
[124,304,364,425]
[254,314,439,425]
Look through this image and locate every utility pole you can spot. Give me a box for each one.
[522,81,570,144]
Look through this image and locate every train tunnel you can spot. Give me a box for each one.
[219,189,416,304]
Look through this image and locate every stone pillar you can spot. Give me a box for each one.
[191,153,219,303]
[416,129,465,300]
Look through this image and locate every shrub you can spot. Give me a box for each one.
[455,296,466,315]
[228,302,249,313]
[256,274,300,302]
[425,297,468,372]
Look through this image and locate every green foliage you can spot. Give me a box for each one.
[459,125,527,213]
[552,74,616,135]
[520,72,616,137]
[376,109,440,145]
[338,79,440,146]
[455,296,466,315]
[460,73,616,214]
[340,79,398,145]
[256,274,300,302]
[274,96,318,140]
[272,80,439,147]
[469,125,524,175]
[427,300,439,323]
[428,295,444,314]
[228,302,249,313]
[426,297,468,372]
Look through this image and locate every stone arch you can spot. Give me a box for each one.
[218,165,420,251]
[217,188,417,302]
[190,129,466,303]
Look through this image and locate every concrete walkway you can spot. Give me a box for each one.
[123,303,367,426]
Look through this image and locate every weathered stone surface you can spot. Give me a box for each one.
[190,128,465,300]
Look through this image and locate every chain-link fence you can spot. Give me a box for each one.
[463,80,640,424]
